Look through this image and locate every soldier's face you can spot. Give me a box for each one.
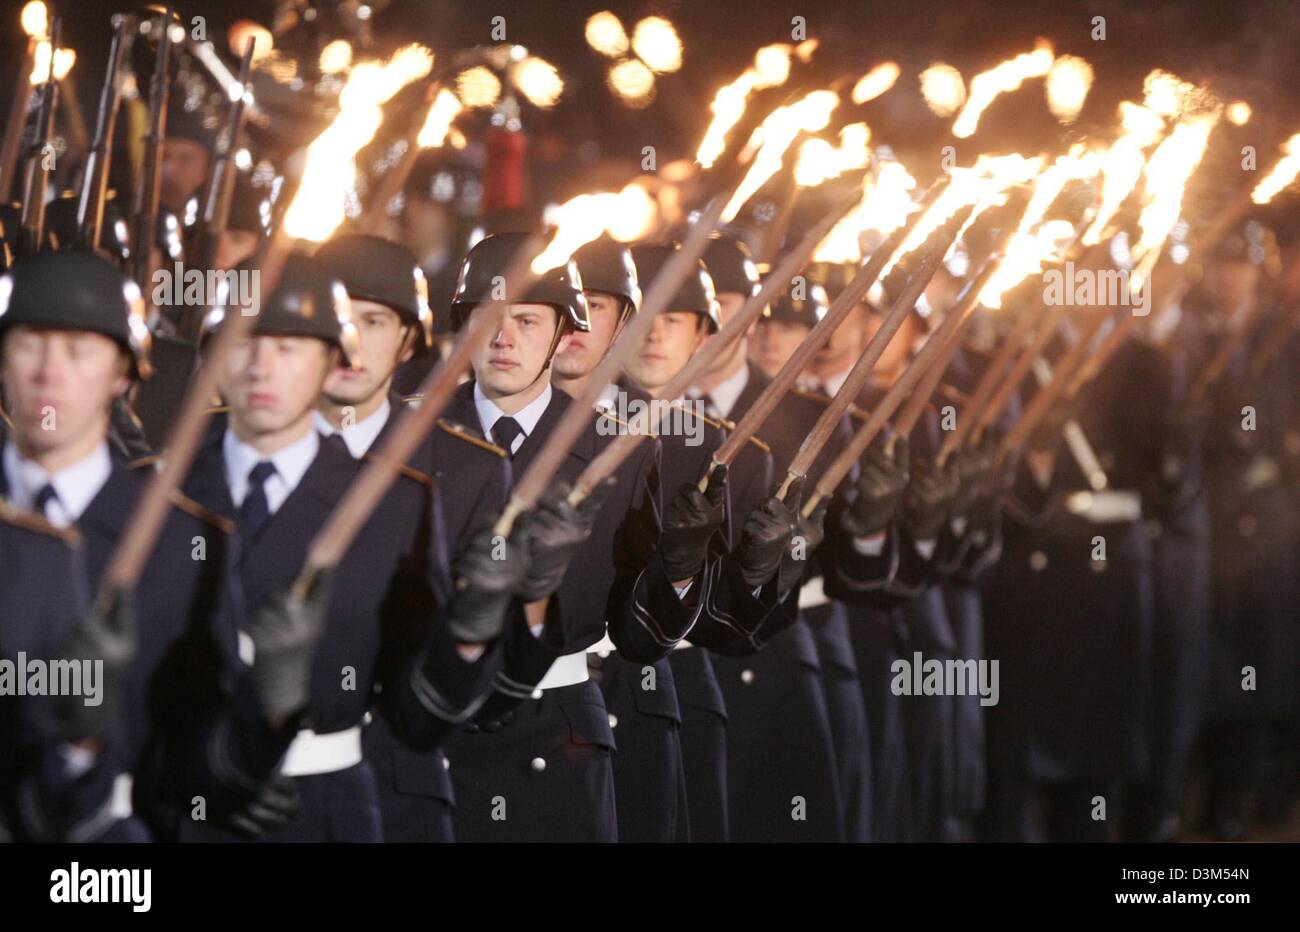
[1,326,129,460]
[813,301,868,370]
[627,311,708,391]
[219,335,334,443]
[160,138,210,212]
[862,311,920,380]
[323,300,413,408]
[471,303,561,399]
[701,292,749,375]
[553,292,622,380]
[753,319,811,377]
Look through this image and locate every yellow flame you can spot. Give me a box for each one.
[632,16,682,74]
[533,183,660,273]
[1130,112,1220,293]
[417,88,463,148]
[319,40,352,75]
[1225,101,1252,126]
[722,90,841,222]
[952,40,1054,138]
[585,11,628,58]
[608,58,656,107]
[1080,101,1166,246]
[283,46,433,241]
[794,123,872,187]
[228,20,274,62]
[1046,55,1093,123]
[852,62,900,104]
[696,41,815,167]
[813,160,918,263]
[21,1,47,38]
[1142,69,1205,119]
[512,56,564,108]
[456,66,501,109]
[1252,133,1300,204]
[795,39,819,62]
[31,42,75,83]
[753,44,792,88]
[919,63,966,118]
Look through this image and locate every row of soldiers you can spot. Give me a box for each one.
[0,208,1296,841]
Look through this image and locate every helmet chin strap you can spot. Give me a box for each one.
[523,310,571,392]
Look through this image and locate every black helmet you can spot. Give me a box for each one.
[573,236,642,314]
[762,278,828,328]
[43,191,132,260]
[808,261,858,302]
[314,233,434,353]
[449,232,590,333]
[703,234,761,297]
[201,253,359,363]
[0,249,153,378]
[630,243,721,333]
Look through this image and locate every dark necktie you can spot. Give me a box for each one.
[491,417,524,458]
[238,461,278,542]
[32,483,59,520]
[700,394,722,420]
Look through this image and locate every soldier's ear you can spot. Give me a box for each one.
[397,325,417,365]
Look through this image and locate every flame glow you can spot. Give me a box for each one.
[608,58,656,107]
[1252,133,1300,204]
[722,91,841,222]
[852,62,901,104]
[1045,55,1093,123]
[21,1,47,38]
[952,40,1055,138]
[228,20,274,62]
[1080,101,1166,246]
[417,88,463,149]
[585,11,629,58]
[283,46,433,241]
[1226,100,1252,126]
[794,123,872,187]
[512,56,564,108]
[919,63,966,117]
[631,16,682,74]
[319,40,353,75]
[456,66,501,109]
[696,42,812,167]
[31,42,75,83]
[534,183,659,273]
[753,44,792,88]
[813,160,918,264]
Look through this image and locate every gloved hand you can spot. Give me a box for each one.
[659,463,728,582]
[951,445,992,520]
[738,476,804,588]
[904,456,960,540]
[222,775,300,839]
[778,495,828,596]
[513,480,609,602]
[838,441,906,537]
[246,570,332,729]
[49,586,136,745]
[446,524,528,644]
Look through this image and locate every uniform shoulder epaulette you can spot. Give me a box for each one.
[791,388,869,421]
[168,491,235,534]
[0,497,82,547]
[204,404,231,415]
[666,401,771,454]
[362,452,435,487]
[435,418,506,458]
[402,394,423,408]
[1,407,14,430]
[128,454,162,471]
[592,405,658,439]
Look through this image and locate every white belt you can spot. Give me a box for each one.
[798,575,830,610]
[534,651,589,691]
[109,773,133,820]
[281,725,363,777]
[1064,489,1142,524]
[671,639,696,651]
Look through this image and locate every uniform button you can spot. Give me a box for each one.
[1238,515,1257,538]
[1029,551,1049,571]
[741,669,755,685]
[362,711,373,725]
[531,688,543,700]
[443,757,451,770]
[608,714,619,728]
[530,757,547,773]
[596,649,611,659]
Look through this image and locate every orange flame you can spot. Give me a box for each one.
[952,40,1054,138]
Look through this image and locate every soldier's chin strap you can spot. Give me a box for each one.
[525,311,573,392]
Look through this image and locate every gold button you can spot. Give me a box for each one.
[531,688,543,700]
[443,757,450,770]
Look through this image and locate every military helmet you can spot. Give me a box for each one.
[702,234,762,298]
[0,249,153,378]
[762,278,828,329]
[314,233,434,353]
[449,231,590,333]
[630,243,721,333]
[42,190,132,260]
[572,236,642,315]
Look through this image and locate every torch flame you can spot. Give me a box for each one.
[512,55,564,108]
[753,44,793,88]
[852,62,901,104]
[793,123,872,188]
[21,1,47,39]
[1226,101,1252,126]
[1080,101,1166,246]
[609,58,656,107]
[533,183,660,274]
[920,63,966,117]
[456,66,502,109]
[1251,133,1300,204]
[952,40,1054,138]
[586,11,629,58]
[1045,55,1093,123]
[631,16,683,74]
[696,41,815,167]
[417,88,463,149]
[31,42,75,83]
[722,90,841,222]
[813,160,918,264]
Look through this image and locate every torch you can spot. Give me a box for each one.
[0,1,46,202]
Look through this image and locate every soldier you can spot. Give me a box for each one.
[177,253,517,842]
[438,233,705,842]
[313,232,512,842]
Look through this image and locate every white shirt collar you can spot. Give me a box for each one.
[222,425,320,514]
[2,440,112,528]
[473,381,552,454]
[822,365,852,399]
[313,395,391,459]
[594,382,619,411]
[691,363,749,420]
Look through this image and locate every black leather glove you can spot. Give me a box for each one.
[904,456,960,540]
[513,480,609,602]
[246,570,332,729]
[446,524,528,644]
[839,443,906,537]
[659,464,728,582]
[738,476,803,588]
[222,775,300,839]
[49,586,136,745]
[778,495,828,596]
